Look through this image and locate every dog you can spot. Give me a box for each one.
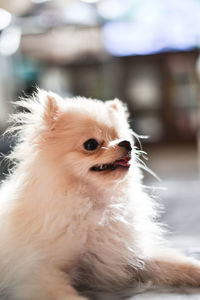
[0,89,200,300]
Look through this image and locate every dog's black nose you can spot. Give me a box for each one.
[118,140,132,151]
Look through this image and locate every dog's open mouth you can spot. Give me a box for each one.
[90,155,131,172]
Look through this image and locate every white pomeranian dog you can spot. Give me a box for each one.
[0,89,200,300]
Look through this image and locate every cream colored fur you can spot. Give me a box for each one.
[0,90,200,300]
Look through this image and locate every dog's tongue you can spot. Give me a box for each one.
[114,156,131,167]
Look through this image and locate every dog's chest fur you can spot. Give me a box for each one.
[65,189,144,289]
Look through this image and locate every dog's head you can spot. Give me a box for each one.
[11,90,135,189]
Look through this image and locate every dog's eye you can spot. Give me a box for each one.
[83,139,99,151]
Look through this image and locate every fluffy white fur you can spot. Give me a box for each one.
[0,90,200,300]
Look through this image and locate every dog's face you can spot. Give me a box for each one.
[24,91,134,188]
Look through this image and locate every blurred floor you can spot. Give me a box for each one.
[144,144,199,181]
[144,144,200,246]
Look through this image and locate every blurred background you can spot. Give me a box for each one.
[0,0,200,250]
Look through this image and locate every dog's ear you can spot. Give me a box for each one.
[38,90,63,124]
[106,98,129,120]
